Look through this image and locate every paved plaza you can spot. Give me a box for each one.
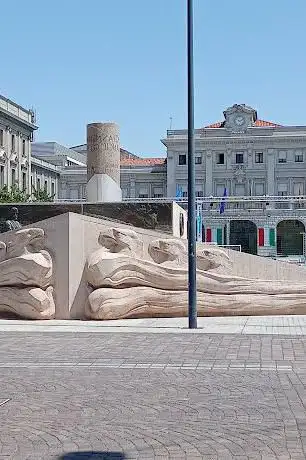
[1,316,306,459]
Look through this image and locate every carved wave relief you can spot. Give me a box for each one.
[85,227,306,320]
[0,228,55,319]
[87,287,306,320]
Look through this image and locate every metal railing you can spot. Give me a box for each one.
[54,195,306,203]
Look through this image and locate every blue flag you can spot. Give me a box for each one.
[176,185,183,198]
[197,209,202,241]
[219,188,227,214]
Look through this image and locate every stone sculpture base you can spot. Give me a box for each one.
[85,227,306,320]
[86,174,122,203]
[1,212,306,320]
[0,228,55,319]
[87,287,306,320]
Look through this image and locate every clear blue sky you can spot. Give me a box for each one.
[1,0,306,156]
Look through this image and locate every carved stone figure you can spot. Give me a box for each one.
[0,228,55,319]
[85,227,306,320]
[3,207,22,233]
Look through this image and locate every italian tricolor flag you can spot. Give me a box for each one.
[258,227,276,247]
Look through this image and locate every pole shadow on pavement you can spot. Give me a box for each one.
[58,452,126,460]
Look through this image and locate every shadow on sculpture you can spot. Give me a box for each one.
[0,206,22,233]
[0,228,55,319]
[85,227,306,320]
[58,452,126,459]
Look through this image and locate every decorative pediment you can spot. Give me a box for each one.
[233,165,246,183]
[223,104,257,133]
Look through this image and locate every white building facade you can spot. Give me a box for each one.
[162,104,306,199]
[162,104,306,256]
[0,95,37,194]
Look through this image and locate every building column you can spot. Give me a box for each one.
[27,136,31,195]
[6,127,11,186]
[247,145,253,169]
[267,149,275,196]
[226,147,232,169]
[130,178,136,198]
[166,153,176,198]
[205,150,213,196]
[226,221,230,245]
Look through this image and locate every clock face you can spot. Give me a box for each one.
[234,115,245,126]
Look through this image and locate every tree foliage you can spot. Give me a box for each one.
[31,186,55,202]
[0,185,29,203]
[0,185,55,203]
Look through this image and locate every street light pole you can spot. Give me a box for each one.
[187,0,197,328]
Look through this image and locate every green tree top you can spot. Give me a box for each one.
[0,185,55,203]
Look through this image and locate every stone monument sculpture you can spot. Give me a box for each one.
[2,207,22,232]
[0,228,55,319]
[85,227,306,320]
[86,122,122,202]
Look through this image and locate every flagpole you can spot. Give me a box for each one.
[187,0,197,328]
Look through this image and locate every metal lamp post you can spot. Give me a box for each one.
[187,0,197,328]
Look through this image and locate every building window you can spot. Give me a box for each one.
[236,153,244,164]
[22,139,26,156]
[195,156,202,164]
[138,186,148,198]
[254,183,264,196]
[278,151,287,163]
[31,176,33,190]
[11,134,16,152]
[293,183,304,195]
[235,184,245,196]
[196,190,203,197]
[153,187,163,198]
[51,182,55,196]
[11,169,16,185]
[182,191,187,197]
[278,184,288,196]
[0,129,3,146]
[22,172,27,191]
[37,178,41,190]
[0,166,4,186]
[255,152,263,163]
[44,180,48,191]
[217,153,224,164]
[178,154,186,165]
[295,153,303,163]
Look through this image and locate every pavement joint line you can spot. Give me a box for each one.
[0,361,298,371]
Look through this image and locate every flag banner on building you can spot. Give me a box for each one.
[196,204,202,241]
[176,185,183,198]
[206,228,212,242]
[258,227,276,247]
[219,188,227,214]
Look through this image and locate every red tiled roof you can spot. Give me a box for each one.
[254,119,282,127]
[205,121,224,128]
[205,119,282,128]
[120,158,166,166]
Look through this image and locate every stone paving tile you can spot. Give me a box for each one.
[0,332,306,458]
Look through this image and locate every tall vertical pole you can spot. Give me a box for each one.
[187,0,197,328]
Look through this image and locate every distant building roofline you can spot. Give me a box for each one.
[0,93,34,115]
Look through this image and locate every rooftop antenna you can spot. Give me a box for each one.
[169,116,173,130]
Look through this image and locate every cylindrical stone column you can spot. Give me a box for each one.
[87,122,120,185]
